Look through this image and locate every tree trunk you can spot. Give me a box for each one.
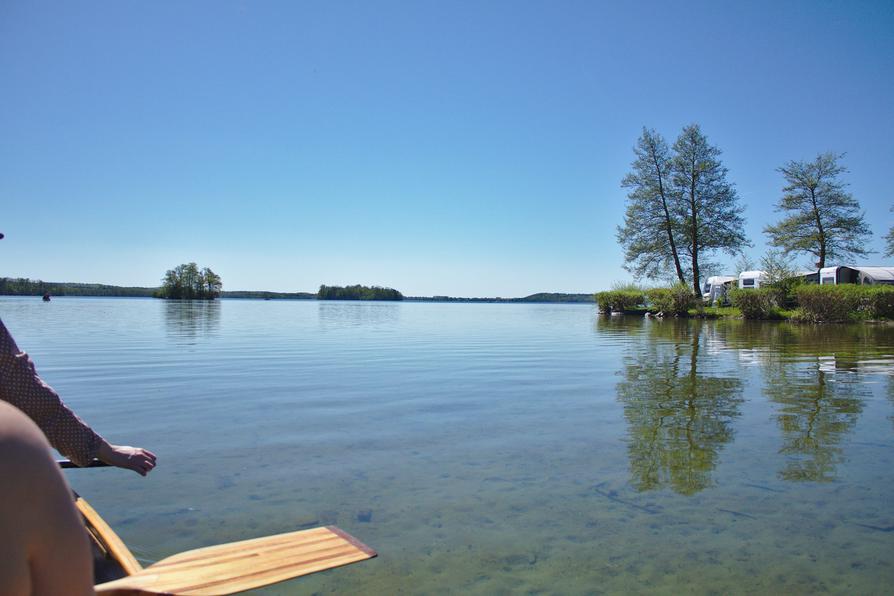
[809,187,826,269]
[690,174,700,297]
[651,149,686,284]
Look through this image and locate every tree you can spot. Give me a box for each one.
[734,253,755,278]
[885,205,894,257]
[764,153,871,269]
[618,128,686,283]
[159,263,222,299]
[760,249,797,285]
[670,124,749,296]
[201,268,222,298]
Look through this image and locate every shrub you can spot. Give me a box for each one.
[794,285,864,323]
[729,288,778,319]
[764,277,805,310]
[793,285,894,322]
[864,286,894,319]
[646,283,697,316]
[595,289,645,313]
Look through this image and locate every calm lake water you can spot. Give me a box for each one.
[2,297,893,594]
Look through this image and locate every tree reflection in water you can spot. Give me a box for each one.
[714,320,888,483]
[615,319,743,495]
[761,349,868,483]
[164,299,221,343]
[768,368,865,482]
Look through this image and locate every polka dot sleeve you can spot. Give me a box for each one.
[0,319,103,467]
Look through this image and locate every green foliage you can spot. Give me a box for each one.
[764,153,871,269]
[617,124,750,292]
[696,305,741,318]
[670,124,750,295]
[646,283,696,315]
[794,285,894,322]
[318,284,403,301]
[793,285,863,323]
[0,277,156,297]
[159,263,222,300]
[866,286,894,319]
[595,289,645,313]
[729,288,780,319]
[618,128,686,283]
[757,250,803,309]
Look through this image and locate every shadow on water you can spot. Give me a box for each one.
[613,318,743,495]
[163,300,221,343]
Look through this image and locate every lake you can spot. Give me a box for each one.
[2,297,893,594]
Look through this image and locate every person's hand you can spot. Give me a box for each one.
[97,442,157,476]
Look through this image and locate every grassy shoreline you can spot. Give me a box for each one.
[597,284,894,323]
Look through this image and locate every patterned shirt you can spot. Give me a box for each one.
[0,318,102,466]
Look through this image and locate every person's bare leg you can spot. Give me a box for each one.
[0,401,94,595]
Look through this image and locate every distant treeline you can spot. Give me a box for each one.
[0,278,593,304]
[406,293,595,303]
[0,278,317,300]
[318,284,404,301]
[0,278,157,297]
[223,291,316,300]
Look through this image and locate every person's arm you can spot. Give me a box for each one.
[0,319,156,475]
[97,440,157,476]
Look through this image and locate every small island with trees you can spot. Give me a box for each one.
[156,263,222,300]
[318,285,404,301]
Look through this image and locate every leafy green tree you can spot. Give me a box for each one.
[201,267,222,297]
[670,124,749,296]
[618,128,686,283]
[160,263,222,299]
[764,153,871,269]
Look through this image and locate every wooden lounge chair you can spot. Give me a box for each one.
[64,462,376,595]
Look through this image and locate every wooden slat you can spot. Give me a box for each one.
[95,526,376,595]
[75,496,143,576]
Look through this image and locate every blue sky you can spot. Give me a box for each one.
[2,1,892,296]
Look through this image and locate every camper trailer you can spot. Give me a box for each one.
[794,270,819,285]
[819,266,894,285]
[738,270,768,289]
[703,276,737,303]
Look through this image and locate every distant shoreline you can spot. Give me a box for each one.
[0,278,595,304]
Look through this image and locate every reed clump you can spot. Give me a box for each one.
[645,283,696,316]
[595,284,646,313]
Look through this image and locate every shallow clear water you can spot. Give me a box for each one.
[2,297,893,594]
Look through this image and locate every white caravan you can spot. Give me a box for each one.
[702,276,737,302]
[819,266,894,285]
[738,270,769,289]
